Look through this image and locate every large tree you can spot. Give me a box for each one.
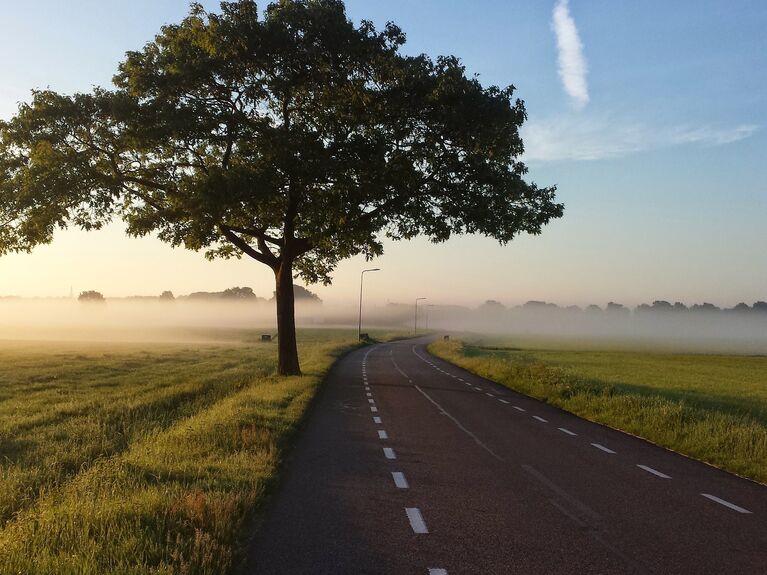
[0,0,563,375]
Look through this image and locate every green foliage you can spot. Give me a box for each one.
[0,329,373,574]
[0,0,562,283]
[430,339,767,484]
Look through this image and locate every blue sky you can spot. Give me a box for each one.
[0,1,765,306]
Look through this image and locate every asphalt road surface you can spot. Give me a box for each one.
[246,338,767,574]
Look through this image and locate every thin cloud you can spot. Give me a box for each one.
[669,125,759,146]
[552,0,589,109]
[522,115,758,162]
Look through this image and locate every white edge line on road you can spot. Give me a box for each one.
[392,471,409,488]
[373,416,382,424]
[383,447,396,459]
[701,493,752,514]
[405,507,429,533]
[370,406,378,413]
[637,464,672,479]
[558,427,577,436]
[533,416,548,423]
[591,443,616,454]
[428,569,448,575]
[378,430,388,440]
[513,406,526,412]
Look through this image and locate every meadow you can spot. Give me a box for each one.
[429,337,767,484]
[0,329,373,574]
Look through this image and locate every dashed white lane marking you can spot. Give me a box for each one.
[473,386,482,391]
[485,392,495,398]
[498,399,510,404]
[637,465,671,479]
[558,427,577,436]
[383,447,396,459]
[701,493,752,514]
[428,569,448,575]
[373,416,382,424]
[414,385,503,461]
[370,406,378,413]
[513,406,526,412]
[368,398,376,404]
[405,507,429,534]
[533,416,548,423]
[378,430,389,440]
[392,471,409,489]
[366,392,373,397]
[591,443,616,454]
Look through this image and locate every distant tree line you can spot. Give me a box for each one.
[74,285,322,304]
[476,299,767,315]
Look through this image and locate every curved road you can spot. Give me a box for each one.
[246,338,767,574]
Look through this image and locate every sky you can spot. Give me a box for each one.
[0,0,765,307]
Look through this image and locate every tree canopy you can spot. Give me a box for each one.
[78,290,105,303]
[0,0,563,374]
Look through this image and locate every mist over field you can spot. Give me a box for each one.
[425,303,767,354]
[1,296,765,354]
[0,298,325,343]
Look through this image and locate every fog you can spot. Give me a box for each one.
[423,303,767,354]
[0,298,766,354]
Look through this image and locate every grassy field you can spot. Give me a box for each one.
[429,337,767,484]
[0,328,379,574]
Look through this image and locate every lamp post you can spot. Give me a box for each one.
[414,297,426,335]
[358,268,380,340]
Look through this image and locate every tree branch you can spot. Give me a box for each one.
[221,224,284,247]
[219,224,278,268]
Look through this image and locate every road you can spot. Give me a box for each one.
[246,338,767,574]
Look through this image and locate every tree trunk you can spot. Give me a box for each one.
[274,258,301,376]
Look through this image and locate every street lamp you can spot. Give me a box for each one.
[414,297,427,335]
[358,268,381,340]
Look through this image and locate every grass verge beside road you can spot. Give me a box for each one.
[429,339,767,484]
[0,329,382,574]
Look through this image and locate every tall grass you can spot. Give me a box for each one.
[0,329,368,574]
[429,339,767,484]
